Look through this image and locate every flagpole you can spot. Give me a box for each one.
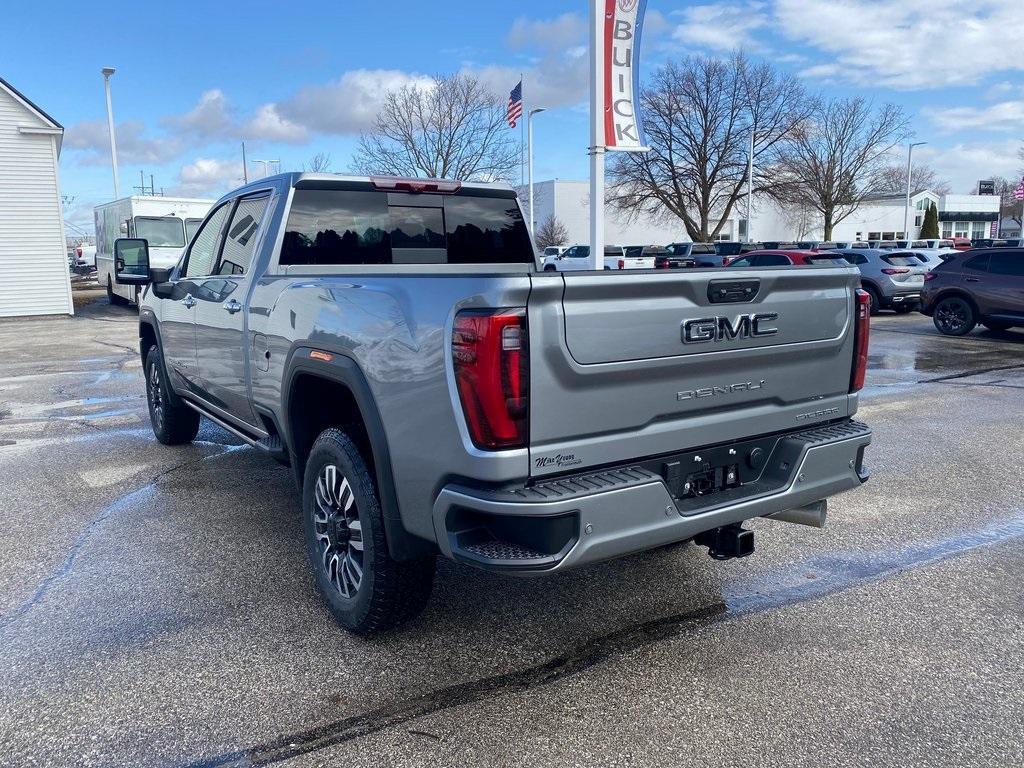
[520,72,525,192]
[588,0,605,270]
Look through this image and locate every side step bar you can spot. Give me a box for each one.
[182,400,289,461]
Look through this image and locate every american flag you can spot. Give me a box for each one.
[507,80,523,128]
[1014,177,1024,201]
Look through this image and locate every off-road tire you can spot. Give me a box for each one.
[144,344,200,445]
[303,428,435,634]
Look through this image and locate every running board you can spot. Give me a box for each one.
[181,399,290,461]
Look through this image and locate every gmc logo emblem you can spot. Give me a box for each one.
[682,313,779,344]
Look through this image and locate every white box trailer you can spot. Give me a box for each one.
[95,196,214,304]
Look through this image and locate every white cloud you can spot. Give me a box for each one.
[276,69,433,135]
[917,140,1024,193]
[777,0,1024,89]
[506,13,586,50]
[243,104,308,143]
[672,2,768,51]
[171,158,245,197]
[168,89,233,138]
[925,100,1024,133]
[64,119,182,165]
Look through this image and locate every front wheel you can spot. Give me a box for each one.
[107,276,127,306]
[144,344,199,445]
[303,428,435,634]
[932,297,976,336]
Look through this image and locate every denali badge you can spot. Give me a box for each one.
[682,313,779,344]
[677,380,766,401]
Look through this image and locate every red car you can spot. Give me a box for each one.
[950,238,973,251]
[727,249,849,267]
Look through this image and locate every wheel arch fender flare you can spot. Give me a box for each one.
[281,346,435,560]
[138,311,186,408]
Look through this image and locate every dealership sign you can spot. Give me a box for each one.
[603,0,649,152]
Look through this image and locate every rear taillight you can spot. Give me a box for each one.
[924,271,937,281]
[850,289,870,393]
[618,259,625,270]
[881,267,910,275]
[452,309,528,450]
[655,257,669,269]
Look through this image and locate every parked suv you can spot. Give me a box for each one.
[113,173,872,634]
[921,248,1024,335]
[833,249,927,314]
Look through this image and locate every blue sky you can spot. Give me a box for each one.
[3,0,1022,228]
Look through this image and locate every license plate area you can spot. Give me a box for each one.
[654,432,803,516]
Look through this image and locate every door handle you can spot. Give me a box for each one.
[223,299,242,314]
[965,277,980,283]
[181,293,197,308]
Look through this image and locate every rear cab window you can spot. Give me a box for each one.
[279,185,533,267]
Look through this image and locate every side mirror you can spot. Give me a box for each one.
[114,238,151,284]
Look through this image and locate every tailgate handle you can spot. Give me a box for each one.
[708,279,760,304]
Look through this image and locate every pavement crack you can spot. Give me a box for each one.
[0,445,245,633]
[187,513,1024,768]
[184,604,727,768]
[917,363,1024,384]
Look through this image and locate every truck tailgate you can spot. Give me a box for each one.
[527,268,860,477]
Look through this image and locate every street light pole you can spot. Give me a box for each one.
[904,141,926,242]
[527,108,546,241]
[101,67,120,198]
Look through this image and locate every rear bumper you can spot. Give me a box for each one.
[432,420,871,573]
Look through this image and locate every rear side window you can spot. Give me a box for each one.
[882,254,920,267]
[988,252,1024,276]
[756,254,791,266]
[964,254,990,272]
[217,194,271,276]
[280,189,532,266]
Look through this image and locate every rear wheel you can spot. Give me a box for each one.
[543,264,556,272]
[303,428,435,634]
[982,320,1011,332]
[933,297,976,336]
[144,344,199,444]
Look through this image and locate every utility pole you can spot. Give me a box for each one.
[241,141,249,183]
[588,0,605,270]
[101,67,120,198]
[528,108,546,241]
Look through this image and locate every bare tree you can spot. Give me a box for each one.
[305,152,332,172]
[608,53,814,242]
[776,97,910,239]
[534,215,569,250]
[352,74,519,181]
[991,176,1023,232]
[872,162,950,195]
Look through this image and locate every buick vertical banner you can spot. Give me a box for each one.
[603,0,648,152]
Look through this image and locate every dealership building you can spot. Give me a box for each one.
[524,179,1003,246]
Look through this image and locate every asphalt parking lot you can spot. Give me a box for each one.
[1,295,1022,768]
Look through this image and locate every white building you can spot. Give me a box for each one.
[524,178,1001,246]
[0,77,71,318]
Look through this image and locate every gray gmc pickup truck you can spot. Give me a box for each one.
[113,173,872,634]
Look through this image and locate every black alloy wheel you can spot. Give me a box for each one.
[933,297,976,336]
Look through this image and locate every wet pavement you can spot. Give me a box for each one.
[0,300,1022,767]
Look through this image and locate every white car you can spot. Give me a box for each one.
[541,245,568,259]
[905,248,957,271]
[542,244,631,271]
